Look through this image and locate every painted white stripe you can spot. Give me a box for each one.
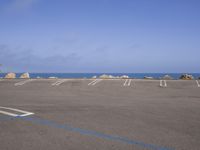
[196,80,200,87]
[88,79,98,85]
[55,79,68,86]
[0,106,34,117]
[0,110,17,117]
[92,79,102,85]
[160,80,162,87]
[123,79,128,86]
[160,80,167,87]
[20,113,34,117]
[128,79,132,86]
[88,79,102,86]
[15,79,35,86]
[52,79,68,86]
[123,79,131,86]
[164,80,167,87]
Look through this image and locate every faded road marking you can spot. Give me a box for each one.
[0,106,34,117]
[15,79,35,86]
[88,79,102,86]
[196,80,200,87]
[160,80,167,87]
[123,79,132,86]
[6,116,174,150]
[52,79,68,86]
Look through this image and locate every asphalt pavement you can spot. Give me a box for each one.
[0,79,200,150]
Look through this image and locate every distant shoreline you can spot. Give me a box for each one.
[0,73,200,80]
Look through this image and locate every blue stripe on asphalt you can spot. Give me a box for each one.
[0,115,17,121]
[1,115,174,150]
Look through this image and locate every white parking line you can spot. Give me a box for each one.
[160,80,167,87]
[123,79,128,86]
[123,79,132,86]
[14,79,35,86]
[196,80,200,87]
[128,79,132,86]
[52,79,68,86]
[88,79,97,85]
[0,106,34,117]
[88,79,102,86]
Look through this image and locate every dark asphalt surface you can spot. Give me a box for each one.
[0,79,200,150]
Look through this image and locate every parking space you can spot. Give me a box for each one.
[0,79,199,90]
[15,79,36,86]
[133,79,160,89]
[167,80,198,89]
[0,79,25,88]
[51,79,70,86]
[88,79,103,86]
[0,79,200,150]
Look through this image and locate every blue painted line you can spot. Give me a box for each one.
[0,115,17,121]
[5,116,174,150]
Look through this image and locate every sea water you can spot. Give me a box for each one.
[0,73,200,79]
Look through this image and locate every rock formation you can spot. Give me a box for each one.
[179,74,194,80]
[161,75,173,80]
[99,74,114,79]
[144,76,153,79]
[20,72,30,79]
[99,74,130,79]
[92,76,97,79]
[49,77,58,79]
[120,75,129,79]
[4,72,16,79]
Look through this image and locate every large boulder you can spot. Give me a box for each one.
[4,72,16,79]
[144,76,153,79]
[120,75,129,79]
[161,75,173,80]
[92,76,97,79]
[49,77,58,79]
[99,74,114,79]
[179,74,194,80]
[20,72,30,79]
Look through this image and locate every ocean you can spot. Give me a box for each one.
[0,73,200,79]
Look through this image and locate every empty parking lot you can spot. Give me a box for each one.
[0,79,200,150]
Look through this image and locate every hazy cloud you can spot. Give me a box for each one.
[3,0,37,13]
[0,44,81,72]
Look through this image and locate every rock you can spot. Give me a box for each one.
[99,74,108,79]
[161,75,173,80]
[144,76,153,79]
[120,75,129,79]
[4,72,16,79]
[199,77,200,80]
[92,76,97,79]
[20,72,30,79]
[99,74,129,79]
[99,74,114,79]
[179,74,194,80]
[108,75,115,78]
[48,77,58,79]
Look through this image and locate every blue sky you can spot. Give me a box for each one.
[0,0,199,73]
